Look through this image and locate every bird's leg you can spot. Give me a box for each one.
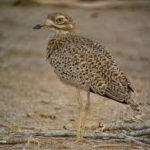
[76,88,84,141]
[81,91,91,137]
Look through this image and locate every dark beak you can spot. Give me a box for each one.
[33,19,52,30]
[33,24,43,30]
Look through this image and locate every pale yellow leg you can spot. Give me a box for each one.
[76,88,84,141]
[81,91,90,137]
[76,89,91,141]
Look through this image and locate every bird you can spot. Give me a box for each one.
[33,12,141,141]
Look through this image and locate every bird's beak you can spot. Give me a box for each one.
[33,24,43,29]
[33,19,53,30]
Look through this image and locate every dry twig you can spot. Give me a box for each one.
[102,120,150,131]
[0,120,150,149]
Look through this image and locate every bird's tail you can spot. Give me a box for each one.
[128,91,142,114]
[129,100,141,112]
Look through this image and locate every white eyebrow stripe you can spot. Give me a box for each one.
[57,15,65,19]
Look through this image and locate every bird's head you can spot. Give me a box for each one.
[33,12,75,34]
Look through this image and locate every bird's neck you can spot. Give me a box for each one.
[53,31,75,39]
[53,27,75,36]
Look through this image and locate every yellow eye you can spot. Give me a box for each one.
[56,17,64,24]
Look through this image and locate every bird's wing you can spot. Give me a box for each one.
[89,42,135,103]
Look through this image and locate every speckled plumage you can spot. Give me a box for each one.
[46,33,138,110]
[33,12,141,141]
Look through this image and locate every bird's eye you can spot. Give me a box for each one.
[56,17,64,24]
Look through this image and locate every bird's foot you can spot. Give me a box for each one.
[76,137,84,143]
[76,126,85,142]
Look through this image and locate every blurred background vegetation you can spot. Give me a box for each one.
[0,0,150,8]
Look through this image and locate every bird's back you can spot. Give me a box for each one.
[47,34,139,110]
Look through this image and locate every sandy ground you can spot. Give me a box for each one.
[0,5,150,150]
